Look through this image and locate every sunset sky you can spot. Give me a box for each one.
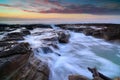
[0,0,120,23]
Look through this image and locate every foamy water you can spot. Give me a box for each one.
[24,26,120,80]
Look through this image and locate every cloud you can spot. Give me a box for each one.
[0,0,120,15]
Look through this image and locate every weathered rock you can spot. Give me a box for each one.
[40,47,53,54]
[2,32,24,41]
[0,41,18,47]
[83,28,93,35]
[21,29,31,36]
[57,24,120,42]
[93,77,104,80]
[57,31,70,43]
[68,75,88,80]
[88,67,112,80]
[103,31,120,40]
[0,42,31,80]
[10,54,49,80]
[0,42,31,58]
[114,77,120,80]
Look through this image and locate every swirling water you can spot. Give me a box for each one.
[24,27,120,80]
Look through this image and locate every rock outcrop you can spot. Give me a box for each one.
[0,26,51,80]
[2,32,25,41]
[57,24,120,41]
[10,54,49,80]
[68,75,88,80]
[0,42,31,80]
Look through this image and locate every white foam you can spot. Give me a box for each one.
[24,26,120,80]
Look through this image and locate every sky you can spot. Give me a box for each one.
[0,0,120,23]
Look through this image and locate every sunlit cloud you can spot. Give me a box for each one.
[0,0,120,15]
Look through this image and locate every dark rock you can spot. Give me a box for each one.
[21,29,31,36]
[25,24,52,30]
[92,30,102,38]
[0,42,31,58]
[83,28,93,35]
[57,24,120,42]
[42,37,58,42]
[40,47,53,54]
[57,31,70,43]
[93,77,104,80]
[103,31,120,40]
[114,77,120,80]
[0,42,31,80]
[68,75,88,80]
[0,41,18,47]
[10,54,49,80]
[88,67,112,80]
[2,32,24,41]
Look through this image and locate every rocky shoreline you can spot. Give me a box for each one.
[56,24,120,42]
[0,23,120,80]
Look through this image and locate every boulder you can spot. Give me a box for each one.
[68,75,88,80]
[57,31,70,43]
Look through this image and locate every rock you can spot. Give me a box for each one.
[0,41,49,80]
[93,77,104,80]
[10,54,50,80]
[57,31,70,43]
[40,47,53,54]
[114,77,120,80]
[103,31,120,40]
[0,41,18,47]
[0,42,31,80]
[88,67,112,80]
[0,42,31,58]
[25,24,52,30]
[68,75,88,80]
[57,24,120,42]
[2,32,24,41]
[83,28,93,35]
[21,29,31,36]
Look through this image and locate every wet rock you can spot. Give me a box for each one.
[88,67,112,80]
[0,43,30,58]
[2,32,24,41]
[0,42,31,80]
[68,75,88,80]
[25,24,52,30]
[21,29,31,36]
[0,40,49,80]
[92,30,102,38]
[83,28,93,35]
[10,54,49,80]
[93,77,104,80]
[42,37,58,42]
[57,31,70,43]
[0,42,31,58]
[114,77,120,80]
[57,24,120,42]
[40,47,53,54]
[0,41,18,47]
[103,31,120,40]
